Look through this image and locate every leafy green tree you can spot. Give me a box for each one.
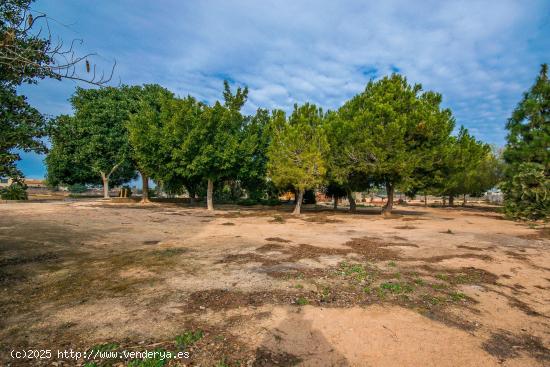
[0,85,46,179]
[46,87,137,197]
[127,84,175,202]
[439,127,497,205]
[502,64,549,220]
[324,111,375,211]
[238,108,272,200]
[267,103,329,215]
[1,0,114,181]
[0,180,27,200]
[176,81,248,210]
[337,74,454,214]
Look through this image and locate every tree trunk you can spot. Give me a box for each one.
[462,193,467,207]
[293,188,304,215]
[424,191,427,207]
[141,172,150,203]
[449,195,454,207]
[382,182,394,215]
[207,179,214,211]
[347,190,356,212]
[188,190,195,204]
[100,172,109,199]
[333,196,338,210]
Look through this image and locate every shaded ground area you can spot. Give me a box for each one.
[0,200,549,366]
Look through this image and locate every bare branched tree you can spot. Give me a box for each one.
[0,0,116,86]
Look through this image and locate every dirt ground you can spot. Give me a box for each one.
[0,200,548,366]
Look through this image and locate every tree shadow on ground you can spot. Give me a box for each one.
[253,308,349,367]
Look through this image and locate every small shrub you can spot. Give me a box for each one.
[0,182,28,200]
[387,261,397,267]
[296,297,309,305]
[237,198,258,206]
[68,183,88,194]
[175,330,204,349]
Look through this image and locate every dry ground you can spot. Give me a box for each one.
[0,200,549,366]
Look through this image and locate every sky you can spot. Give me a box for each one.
[16,0,550,178]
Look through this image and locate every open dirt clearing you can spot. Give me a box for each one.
[0,200,549,366]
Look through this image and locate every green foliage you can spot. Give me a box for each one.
[68,183,87,194]
[502,163,549,220]
[238,108,272,200]
[0,85,46,180]
[502,64,549,220]
[0,181,27,200]
[267,103,328,195]
[335,74,455,212]
[438,127,499,201]
[126,84,180,187]
[46,87,138,189]
[175,330,203,349]
[1,0,59,85]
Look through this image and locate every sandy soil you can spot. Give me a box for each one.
[0,200,548,366]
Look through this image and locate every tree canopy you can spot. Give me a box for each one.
[335,74,455,213]
[46,86,138,197]
[267,103,329,214]
[502,64,549,220]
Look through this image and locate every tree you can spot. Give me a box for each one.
[238,108,272,200]
[1,0,114,86]
[0,84,46,179]
[502,64,549,220]
[267,103,329,215]
[337,74,454,214]
[177,81,248,210]
[127,84,175,203]
[439,127,495,206]
[324,110,374,212]
[1,0,115,181]
[46,87,137,197]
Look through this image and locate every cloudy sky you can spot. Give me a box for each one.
[18,0,550,178]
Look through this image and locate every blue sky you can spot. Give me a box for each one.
[17,0,550,178]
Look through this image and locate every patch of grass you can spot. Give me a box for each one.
[175,330,204,349]
[392,272,402,279]
[363,286,372,294]
[271,215,285,223]
[387,261,397,267]
[153,248,187,257]
[380,282,414,294]
[339,262,368,281]
[83,363,97,367]
[296,296,309,306]
[294,284,303,289]
[431,283,448,290]
[449,292,466,302]
[422,294,444,306]
[215,359,230,367]
[435,273,449,282]
[413,278,425,285]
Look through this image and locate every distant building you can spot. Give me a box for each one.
[0,178,47,189]
[0,177,12,188]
